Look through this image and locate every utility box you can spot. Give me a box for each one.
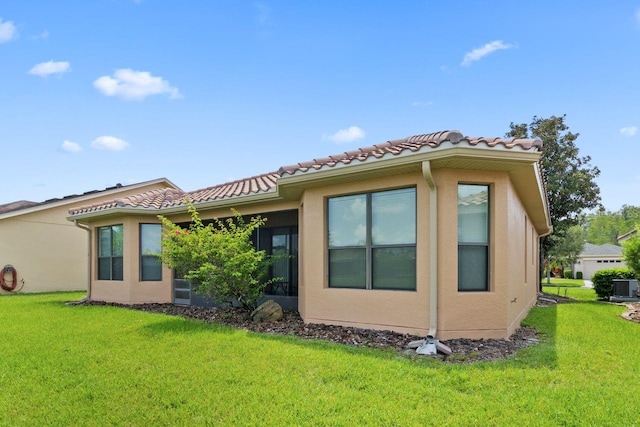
[610,279,639,302]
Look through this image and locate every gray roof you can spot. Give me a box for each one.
[580,243,623,256]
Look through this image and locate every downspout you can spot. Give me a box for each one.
[421,160,438,338]
[74,220,92,300]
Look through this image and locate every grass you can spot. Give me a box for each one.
[541,277,586,287]
[1,291,639,426]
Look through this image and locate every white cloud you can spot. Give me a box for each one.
[29,61,70,77]
[326,126,366,143]
[31,30,49,41]
[93,68,181,100]
[255,2,272,25]
[61,140,82,153]
[461,40,514,67]
[91,136,130,151]
[636,9,640,24]
[412,101,434,107]
[620,126,638,137]
[0,18,17,43]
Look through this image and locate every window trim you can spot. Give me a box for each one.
[139,223,163,282]
[97,224,124,281]
[327,186,417,291]
[457,183,490,292]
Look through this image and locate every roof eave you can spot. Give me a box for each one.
[68,188,284,221]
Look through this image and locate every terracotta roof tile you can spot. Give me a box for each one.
[279,130,541,175]
[68,172,281,215]
[69,130,542,216]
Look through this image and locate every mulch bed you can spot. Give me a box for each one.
[75,296,569,363]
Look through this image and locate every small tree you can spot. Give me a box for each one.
[622,235,640,277]
[157,205,274,310]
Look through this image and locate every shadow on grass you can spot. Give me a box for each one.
[129,304,565,370]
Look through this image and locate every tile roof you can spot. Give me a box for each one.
[0,184,126,215]
[69,130,542,216]
[0,200,39,214]
[279,130,541,175]
[69,173,280,215]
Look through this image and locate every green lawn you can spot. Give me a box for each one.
[541,277,586,287]
[1,291,639,426]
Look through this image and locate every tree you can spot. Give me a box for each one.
[507,115,601,285]
[548,225,585,269]
[157,205,274,310]
[622,235,640,277]
[584,205,640,245]
[585,210,623,245]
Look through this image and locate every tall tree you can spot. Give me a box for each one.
[506,115,602,280]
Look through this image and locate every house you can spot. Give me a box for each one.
[67,130,552,340]
[0,179,179,294]
[617,229,637,244]
[573,243,625,280]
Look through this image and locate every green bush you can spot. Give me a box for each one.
[576,271,583,280]
[563,269,573,279]
[158,205,275,310]
[591,267,636,299]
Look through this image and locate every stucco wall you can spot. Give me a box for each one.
[0,204,87,293]
[435,169,538,339]
[88,200,301,304]
[294,168,540,339]
[299,172,432,336]
[0,182,171,295]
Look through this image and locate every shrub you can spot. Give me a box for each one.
[591,267,636,299]
[157,205,275,310]
[563,269,573,279]
[576,271,583,280]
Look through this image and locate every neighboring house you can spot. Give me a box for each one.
[68,130,552,340]
[573,243,625,280]
[0,179,179,295]
[617,229,637,244]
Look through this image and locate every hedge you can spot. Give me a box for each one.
[591,267,636,299]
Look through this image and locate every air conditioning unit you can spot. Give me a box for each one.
[610,279,639,302]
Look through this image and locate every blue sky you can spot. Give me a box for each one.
[1,1,638,212]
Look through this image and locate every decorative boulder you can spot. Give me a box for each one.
[251,300,283,322]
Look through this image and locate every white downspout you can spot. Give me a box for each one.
[422,160,438,338]
[74,220,92,300]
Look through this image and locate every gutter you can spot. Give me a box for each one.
[421,160,438,339]
[73,220,92,300]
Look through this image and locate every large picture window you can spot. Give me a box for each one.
[328,187,416,290]
[140,224,162,281]
[458,184,489,291]
[97,225,123,281]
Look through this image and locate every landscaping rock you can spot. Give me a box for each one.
[250,300,283,322]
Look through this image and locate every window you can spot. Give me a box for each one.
[328,187,416,290]
[98,225,123,280]
[458,184,489,291]
[140,224,162,281]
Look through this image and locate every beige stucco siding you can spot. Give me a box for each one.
[431,169,538,340]
[89,216,173,304]
[86,200,300,305]
[0,205,86,293]
[299,172,432,336]
[0,181,172,295]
